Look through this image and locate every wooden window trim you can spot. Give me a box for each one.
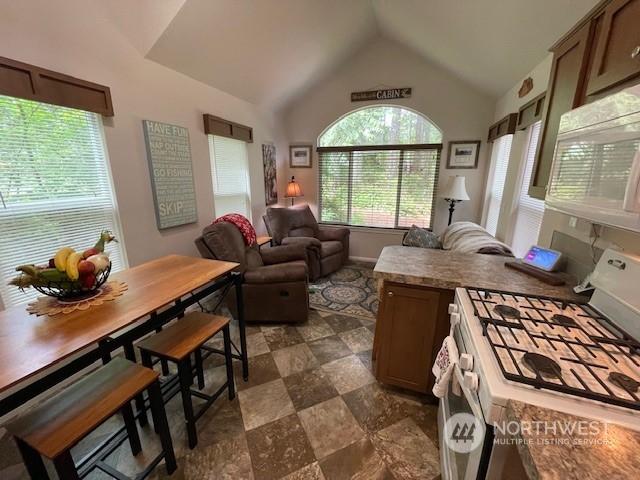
[203,114,253,143]
[517,92,546,130]
[487,113,518,142]
[0,56,113,116]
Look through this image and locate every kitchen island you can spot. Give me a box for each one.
[371,246,582,394]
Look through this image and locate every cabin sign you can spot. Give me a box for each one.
[351,87,412,102]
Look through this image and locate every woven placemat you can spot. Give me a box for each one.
[26,280,128,316]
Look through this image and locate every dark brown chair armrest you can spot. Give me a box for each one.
[261,244,307,265]
[317,227,350,242]
[244,263,308,284]
[282,236,322,250]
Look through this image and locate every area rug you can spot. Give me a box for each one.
[309,262,378,319]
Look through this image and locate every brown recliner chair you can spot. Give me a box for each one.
[195,222,309,324]
[263,205,350,281]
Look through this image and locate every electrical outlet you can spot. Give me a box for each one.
[568,216,578,228]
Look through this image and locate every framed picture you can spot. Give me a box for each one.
[447,140,481,169]
[289,144,312,168]
[262,144,278,206]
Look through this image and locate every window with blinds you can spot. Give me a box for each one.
[209,135,251,219]
[511,122,545,257]
[0,95,126,308]
[484,134,513,236]
[318,147,441,229]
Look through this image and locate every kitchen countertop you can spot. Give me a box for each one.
[506,400,640,480]
[373,246,584,301]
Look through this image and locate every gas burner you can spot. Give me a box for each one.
[522,352,562,379]
[551,314,577,327]
[494,305,521,320]
[609,372,640,393]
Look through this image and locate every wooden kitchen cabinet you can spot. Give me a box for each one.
[373,281,453,394]
[528,22,594,200]
[528,0,640,200]
[587,0,640,97]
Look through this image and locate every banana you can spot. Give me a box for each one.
[65,252,83,281]
[15,264,39,277]
[54,247,75,272]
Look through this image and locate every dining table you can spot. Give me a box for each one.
[0,254,244,418]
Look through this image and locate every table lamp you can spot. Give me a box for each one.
[284,176,303,206]
[440,175,469,225]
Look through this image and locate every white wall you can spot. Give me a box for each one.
[0,0,288,273]
[280,37,495,259]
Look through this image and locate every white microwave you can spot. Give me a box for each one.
[546,84,640,232]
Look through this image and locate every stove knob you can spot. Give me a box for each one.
[450,312,460,327]
[448,303,458,314]
[463,371,479,392]
[459,353,474,371]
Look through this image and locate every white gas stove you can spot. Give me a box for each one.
[452,248,640,431]
[438,249,640,480]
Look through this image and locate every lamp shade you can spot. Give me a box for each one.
[439,175,469,201]
[285,176,303,198]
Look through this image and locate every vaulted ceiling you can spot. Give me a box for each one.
[109,0,600,110]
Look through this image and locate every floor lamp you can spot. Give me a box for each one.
[440,175,469,225]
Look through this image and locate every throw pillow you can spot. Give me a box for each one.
[402,225,442,249]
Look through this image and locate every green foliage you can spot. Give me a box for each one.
[319,105,442,147]
[0,95,104,206]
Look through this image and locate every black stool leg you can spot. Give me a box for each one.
[178,359,198,449]
[53,451,80,480]
[121,401,142,456]
[234,275,249,381]
[139,349,157,433]
[155,326,170,376]
[15,438,49,480]
[123,342,148,427]
[195,348,205,390]
[148,380,177,475]
[223,325,236,400]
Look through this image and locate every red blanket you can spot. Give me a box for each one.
[212,214,257,246]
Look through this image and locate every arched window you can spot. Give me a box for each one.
[319,105,442,147]
[317,105,443,229]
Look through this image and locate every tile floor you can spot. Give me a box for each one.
[0,310,441,480]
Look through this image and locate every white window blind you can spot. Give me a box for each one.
[0,95,126,308]
[484,134,513,236]
[209,135,251,219]
[318,148,441,229]
[512,122,545,257]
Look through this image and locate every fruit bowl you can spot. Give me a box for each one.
[33,263,111,301]
[9,231,118,303]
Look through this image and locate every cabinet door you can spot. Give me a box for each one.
[376,283,444,393]
[587,0,640,96]
[529,23,593,200]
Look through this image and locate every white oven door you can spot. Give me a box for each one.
[438,361,486,480]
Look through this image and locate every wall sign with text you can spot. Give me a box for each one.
[351,87,412,102]
[143,120,198,230]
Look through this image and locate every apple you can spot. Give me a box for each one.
[82,273,96,289]
[78,260,95,276]
[82,247,99,259]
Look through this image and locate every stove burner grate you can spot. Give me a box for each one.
[494,304,521,320]
[522,352,562,380]
[551,314,577,327]
[609,372,640,393]
[466,286,640,411]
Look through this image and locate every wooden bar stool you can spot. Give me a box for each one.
[137,311,234,449]
[5,357,177,479]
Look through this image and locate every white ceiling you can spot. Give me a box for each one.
[130,0,600,110]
